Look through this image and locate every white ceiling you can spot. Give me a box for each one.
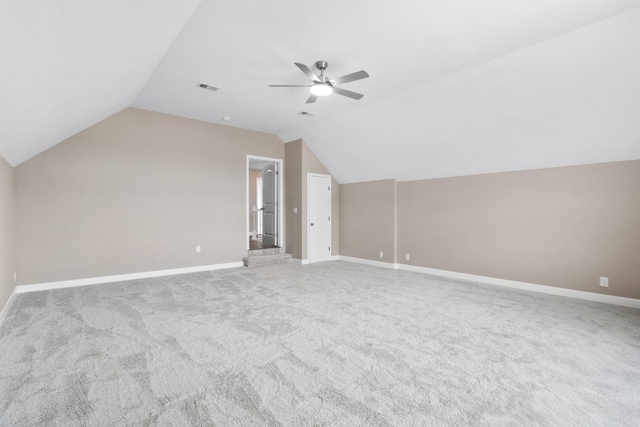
[2,1,640,183]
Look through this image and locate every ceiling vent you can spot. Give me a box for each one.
[197,82,220,91]
[298,111,315,117]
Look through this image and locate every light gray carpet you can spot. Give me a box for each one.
[0,261,639,426]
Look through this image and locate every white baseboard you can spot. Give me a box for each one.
[9,257,639,310]
[396,263,640,309]
[338,255,395,269]
[299,256,338,265]
[338,256,640,309]
[14,262,244,294]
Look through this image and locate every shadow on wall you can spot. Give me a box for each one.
[0,154,15,311]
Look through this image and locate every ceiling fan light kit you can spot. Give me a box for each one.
[310,83,333,96]
[270,60,369,104]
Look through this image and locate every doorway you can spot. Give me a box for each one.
[247,156,283,251]
[307,173,332,263]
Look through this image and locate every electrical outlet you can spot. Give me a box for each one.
[196,245,201,253]
[599,277,609,287]
[379,251,384,258]
[13,272,16,282]
[293,207,298,214]
[405,253,410,261]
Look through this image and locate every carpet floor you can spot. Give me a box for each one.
[0,261,639,426]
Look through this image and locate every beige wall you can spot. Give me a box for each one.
[9,105,635,303]
[285,139,339,260]
[14,108,283,285]
[285,141,303,259]
[340,179,396,263]
[396,160,640,299]
[0,155,14,309]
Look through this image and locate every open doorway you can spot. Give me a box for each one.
[247,156,283,251]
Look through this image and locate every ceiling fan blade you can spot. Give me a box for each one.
[331,70,369,85]
[295,63,321,82]
[332,87,364,100]
[306,94,318,104]
[269,84,312,87]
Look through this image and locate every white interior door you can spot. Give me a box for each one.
[308,174,332,263]
[256,177,263,237]
[262,162,277,247]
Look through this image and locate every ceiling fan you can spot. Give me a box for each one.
[269,61,369,104]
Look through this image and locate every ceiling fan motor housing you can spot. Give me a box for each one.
[315,61,329,71]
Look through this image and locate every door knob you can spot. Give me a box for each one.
[310,223,314,226]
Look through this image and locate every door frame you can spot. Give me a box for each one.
[246,155,284,250]
[307,173,332,263]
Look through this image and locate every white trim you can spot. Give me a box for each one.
[0,287,18,327]
[288,257,337,265]
[337,256,640,309]
[395,264,640,309]
[307,173,332,264]
[300,255,339,266]
[338,255,395,269]
[14,262,244,294]
[247,155,284,251]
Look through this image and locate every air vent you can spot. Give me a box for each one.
[197,82,220,91]
[298,111,315,117]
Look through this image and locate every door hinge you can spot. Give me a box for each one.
[328,246,331,251]
[328,216,331,221]
[328,186,331,190]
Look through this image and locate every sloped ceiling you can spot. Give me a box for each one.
[0,0,202,166]
[2,1,640,183]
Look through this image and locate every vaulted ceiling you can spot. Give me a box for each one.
[2,0,640,183]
